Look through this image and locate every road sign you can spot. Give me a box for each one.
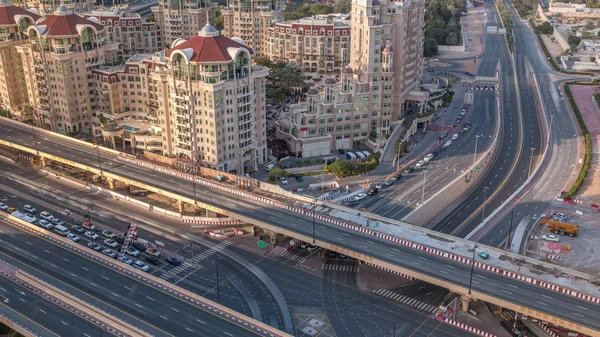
[257,240,267,248]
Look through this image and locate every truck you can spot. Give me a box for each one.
[541,219,580,237]
[346,152,356,160]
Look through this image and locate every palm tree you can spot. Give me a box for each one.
[21,106,35,124]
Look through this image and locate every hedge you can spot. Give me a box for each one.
[563,83,592,199]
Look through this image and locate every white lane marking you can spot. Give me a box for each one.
[135,303,143,308]
[385,253,393,257]
[39,309,46,313]
[82,267,88,271]
[440,270,449,275]
[508,284,518,289]
[185,328,194,333]
[224,333,233,337]
[411,262,421,266]
[124,286,131,291]
[61,321,68,326]
[50,264,57,268]
[359,245,368,249]
[196,319,205,324]
[367,240,375,244]
[541,294,552,299]
[577,305,588,311]
[160,315,167,320]
[476,275,486,279]
[62,258,69,262]
[573,312,585,318]
[536,301,547,306]
[102,276,110,281]
[502,290,512,295]
[146,296,154,301]
[90,283,97,287]
[171,307,179,312]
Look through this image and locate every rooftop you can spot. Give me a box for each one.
[0,0,40,27]
[34,5,104,37]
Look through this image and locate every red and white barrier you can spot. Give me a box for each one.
[439,317,497,337]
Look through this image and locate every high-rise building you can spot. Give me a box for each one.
[0,0,40,120]
[24,0,94,15]
[265,15,350,75]
[274,0,426,157]
[151,0,214,49]
[84,9,161,58]
[221,0,279,56]
[161,24,268,173]
[16,5,120,133]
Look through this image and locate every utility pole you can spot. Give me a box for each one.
[468,244,478,295]
[30,123,39,155]
[528,147,535,177]
[507,210,514,251]
[473,135,480,166]
[191,158,197,209]
[482,186,490,222]
[312,198,316,244]
[216,258,220,304]
[94,143,103,175]
[421,170,428,205]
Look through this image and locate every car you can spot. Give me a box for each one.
[166,257,182,266]
[264,163,275,172]
[339,254,347,259]
[123,247,140,257]
[102,249,118,259]
[460,108,467,116]
[443,140,453,148]
[23,204,36,213]
[423,153,434,162]
[280,177,288,185]
[300,242,310,250]
[115,236,126,245]
[295,175,304,182]
[366,187,378,196]
[88,242,102,251]
[553,212,567,222]
[384,179,395,186]
[403,167,415,174]
[71,225,85,233]
[146,247,161,257]
[51,218,64,226]
[118,256,134,265]
[453,120,460,127]
[416,160,425,167]
[82,222,96,231]
[0,203,8,211]
[145,256,161,265]
[102,230,115,238]
[338,149,345,154]
[451,133,459,141]
[456,115,463,120]
[375,182,382,189]
[133,242,147,251]
[542,234,560,242]
[7,207,16,214]
[85,231,99,240]
[463,125,471,131]
[133,261,150,272]
[479,252,489,259]
[393,173,403,180]
[326,251,337,258]
[104,239,118,248]
[306,245,318,252]
[38,219,53,230]
[354,192,368,201]
[67,233,80,242]
[442,130,449,138]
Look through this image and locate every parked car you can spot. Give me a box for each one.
[443,140,453,149]
[38,220,53,230]
[85,231,99,240]
[453,120,460,127]
[375,182,382,189]
[326,251,337,258]
[166,257,182,266]
[23,205,36,213]
[403,167,415,174]
[102,249,118,259]
[88,242,102,251]
[102,230,115,238]
[123,247,140,257]
[460,108,467,116]
[393,173,403,180]
[553,212,567,222]
[67,233,80,242]
[6,207,16,214]
[479,252,489,259]
[542,234,560,242]
[280,177,288,185]
[416,160,425,167]
[295,175,304,182]
[366,187,378,196]
[104,239,119,248]
[306,245,318,252]
[145,256,161,265]
[354,192,368,201]
[133,261,150,272]
[338,149,345,154]
[451,133,459,141]
[146,247,161,257]
[51,218,64,226]
[71,224,85,233]
[118,256,134,265]
[384,179,395,186]
[423,153,434,162]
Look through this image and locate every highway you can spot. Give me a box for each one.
[0,161,475,336]
[0,120,598,332]
[0,216,272,336]
[475,1,580,246]
[0,271,111,337]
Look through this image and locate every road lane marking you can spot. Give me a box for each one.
[446,265,455,269]
[577,305,588,310]
[171,307,179,312]
[541,294,552,299]
[160,315,167,320]
[124,286,131,291]
[186,327,194,333]
[225,333,233,337]
[385,253,393,257]
[90,283,97,287]
[411,262,421,266]
[102,276,110,281]
[440,271,449,275]
[573,312,585,317]
[476,275,486,279]
[135,303,142,308]
[146,296,155,301]
[196,319,205,324]
[359,245,368,249]
[419,256,427,260]
[82,267,88,271]
[367,240,374,244]
[536,301,547,306]
[62,258,69,262]
[50,264,57,268]
[111,293,119,297]
[508,284,518,289]
[502,290,512,295]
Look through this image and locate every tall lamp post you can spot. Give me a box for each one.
[312,198,316,244]
[507,210,514,251]
[481,186,490,222]
[528,147,536,177]
[468,244,478,295]
[94,142,103,175]
[421,170,428,205]
[191,159,197,208]
[473,135,480,166]
[30,123,39,155]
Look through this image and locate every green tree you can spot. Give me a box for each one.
[255,56,274,68]
[311,3,333,14]
[445,32,459,45]
[536,21,554,34]
[585,19,595,31]
[269,62,302,85]
[334,0,351,13]
[269,167,286,180]
[325,160,352,178]
[423,38,438,57]
[568,35,582,49]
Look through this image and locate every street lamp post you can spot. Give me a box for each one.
[312,198,316,244]
[482,187,490,222]
[191,159,197,208]
[216,257,220,304]
[94,143,103,175]
[421,170,428,205]
[30,123,39,155]
[507,209,514,251]
[468,244,478,295]
[473,135,480,166]
[528,147,536,177]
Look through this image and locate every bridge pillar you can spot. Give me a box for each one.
[178,200,185,213]
[206,210,218,217]
[107,178,115,190]
[40,157,47,167]
[461,294,472,312]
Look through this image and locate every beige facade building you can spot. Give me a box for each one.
[25,0,94,15]
[17,5,120,133]
[265,15,350,75]
[84,10,161,57]
[0,0,40,120]
[221,0,279,56]
[151,0,214,49]
[275,0,426,157]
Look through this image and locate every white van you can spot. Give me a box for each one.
[54,225,70,236]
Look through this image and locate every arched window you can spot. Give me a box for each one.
[81,27,95,51]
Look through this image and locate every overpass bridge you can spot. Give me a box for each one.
[1,118,600,336]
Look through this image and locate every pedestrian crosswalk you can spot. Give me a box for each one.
[372,289,438,313]
[270,248,306,263]
[321,262,360,273]
[159,241,232,281]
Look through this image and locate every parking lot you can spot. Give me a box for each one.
[525,206,600,275]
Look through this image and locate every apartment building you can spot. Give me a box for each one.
[0,0,40,120]
[221,0,279,56]
[16,5,120,134]
[275,0,426,157]
[25,0,94,15]
[84,9,161,57]
[265,15,350,74]
[151,0,214,49]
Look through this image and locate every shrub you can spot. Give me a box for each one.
[303,159,312,166]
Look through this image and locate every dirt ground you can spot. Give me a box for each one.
[539,34,564,58]
[437,7,486,60]
[525,205,600,275]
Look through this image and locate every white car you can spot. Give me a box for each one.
[553,212,567,222]
[38,219,53,230]
[265,163,275,171]
[118,256,134,265]
[133,261,150,272]
[40,211,54,221]
[123,247,140,257]
[85,231,99,240]
[460,109,467,116]
[542,234,560,243]
[423,153,434,162]
[67,233,80,242]
[51,218,65,226]
[416,160,425,167]
[354,193,368,201]
[104,239,118,248]
[23,204,36,213]
[306,245,318,252]
[443,140,453,148]
[451,133,459,141]
[0,203,8,211]
[280,177,288,185]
